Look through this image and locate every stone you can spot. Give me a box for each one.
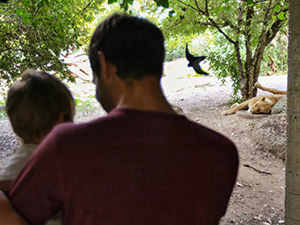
[271,95,287,115]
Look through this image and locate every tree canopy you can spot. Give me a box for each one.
[0,0,103,83]
[160,0,289,99]
[1,0,289,100]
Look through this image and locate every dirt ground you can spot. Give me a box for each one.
[0,58,287,225]
[173,89,286,225]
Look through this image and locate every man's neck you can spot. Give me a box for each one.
[114,77,176,114]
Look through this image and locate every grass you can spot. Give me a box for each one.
[194,82,213,88]
[226,95,243,106]
[0,101,6,119]
[74,97,98,116]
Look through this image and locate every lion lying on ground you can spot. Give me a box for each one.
[222,83,286,116]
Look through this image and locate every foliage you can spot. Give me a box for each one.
[0,108,6,119]
[0,0,103,84]
[1,0,289,101]
[261,29,288,76]
[226,94,243,106]
[207,34,241,95]
[159,0,289,100]
[0,101,6,119]
[206,27,287,95]
[107,0,169,10]
[74,97,98,116]
[165,34,196,61]
[164,31,213,61]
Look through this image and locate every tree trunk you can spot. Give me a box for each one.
[240,55,264,100]
[285,1,300,224]
[244,26,269,100]
[234,42,247,99]
[239,0,287,100]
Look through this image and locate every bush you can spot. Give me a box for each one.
[165,32,214,62]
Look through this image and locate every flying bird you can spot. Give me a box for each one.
[185,44,209,75]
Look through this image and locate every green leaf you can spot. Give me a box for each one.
[274,4,281,13]
[247,0,253,6]
[153,0,169,8]
[168,10,175,17]
[16,9,25,17]
[278,12,286,20]
[108,0,117,4]
[215,7,224,14]
[23,0,31,7]
[126,0,134,5]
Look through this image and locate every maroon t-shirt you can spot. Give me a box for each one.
[9,108,239,225]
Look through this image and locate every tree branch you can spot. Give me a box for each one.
[193,0,204,14]
[175,0,199,12]
[208,17,236,44]
[82,1,94,11]
[0,29,19,38]
[265,1,289,43]
[194,0,236,44]
[164,18,185,31]
[221,17,244,35]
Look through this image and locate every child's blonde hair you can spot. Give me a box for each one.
[6,70,74,142]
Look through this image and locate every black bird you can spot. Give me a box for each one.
[185,44,209,75]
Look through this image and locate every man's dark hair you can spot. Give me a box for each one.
[6,70,74,142]
[89,13,165,79]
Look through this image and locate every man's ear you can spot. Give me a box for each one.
[97,51,109,80]
[97,52,117,82]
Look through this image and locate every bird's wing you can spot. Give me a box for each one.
[185,43,209,75]
[193,56,206,63]
[185,44,195,62]
[191,61,209,75]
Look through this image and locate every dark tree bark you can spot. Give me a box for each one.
[286,1,300,224]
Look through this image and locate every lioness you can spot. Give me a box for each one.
[222,83,286,116]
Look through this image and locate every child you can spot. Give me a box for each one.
[0,70,75,192]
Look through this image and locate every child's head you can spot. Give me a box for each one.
[6,70,75,144]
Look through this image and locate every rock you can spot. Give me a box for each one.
[251,115,287,160]
[272,95,287,115]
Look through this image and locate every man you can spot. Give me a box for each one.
[1,13,239,225]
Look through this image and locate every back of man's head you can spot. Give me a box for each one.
[89,13,165,80]
[6,70,74,143]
